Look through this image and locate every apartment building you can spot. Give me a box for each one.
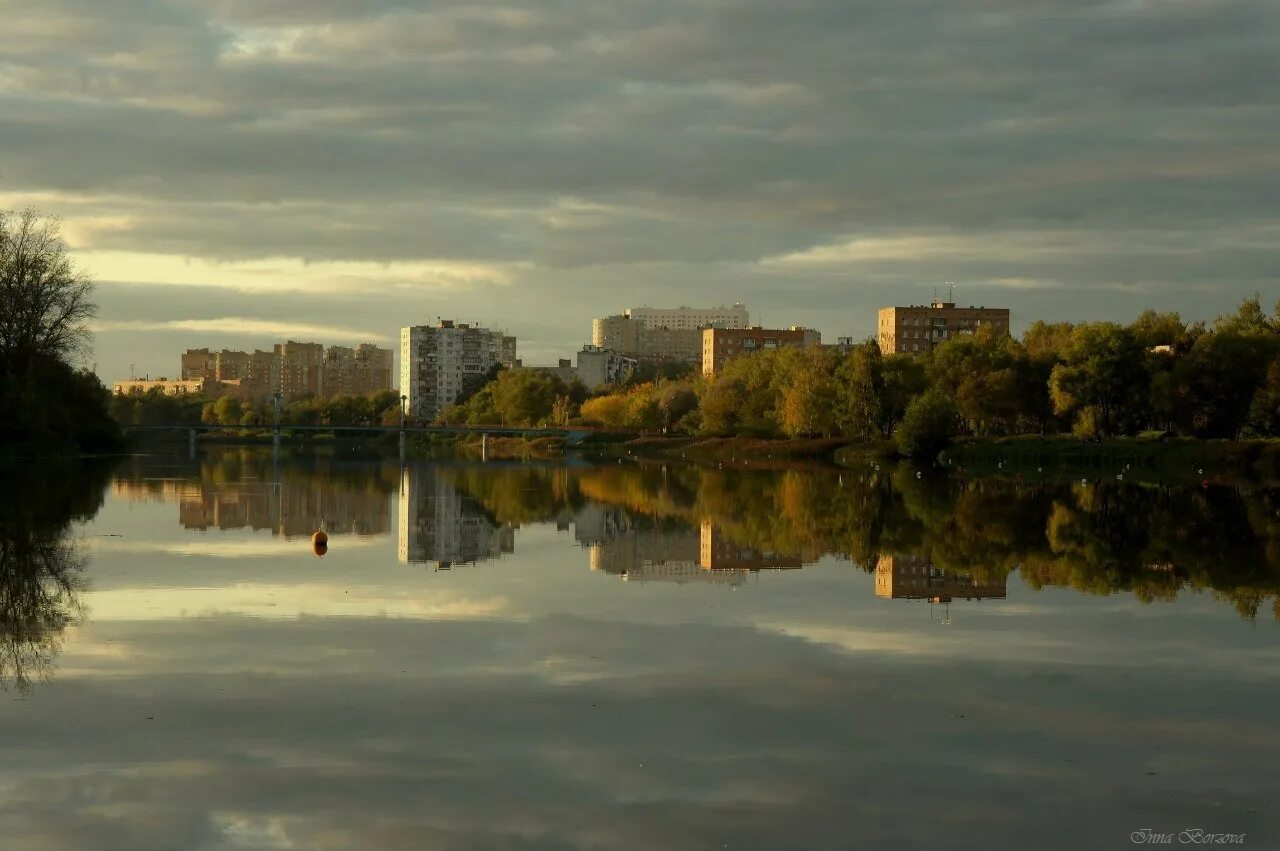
[576,346,637,389]
[112,378,214,396]
[701,326,822,375]
[400,320,514,421]
[214,349,250,382]
[876,300,1010,356]
[592,303,750,364]
[626,304,749,331]
[180,348,217,380]
[321,343,395,397]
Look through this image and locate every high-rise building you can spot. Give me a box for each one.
[246,349,279,394]
[278,341,325,397]
[320,343,394,397]
[592,304,750,364]
[625,304,750,331]
[215,349,250,381]
[180,348,216,380]
[701,326,821,374]
[400,321,513,421]
[876,300,1010,356]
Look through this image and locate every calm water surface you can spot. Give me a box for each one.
[2,449,1278,850]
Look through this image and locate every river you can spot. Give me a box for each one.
[1,448,1276,849]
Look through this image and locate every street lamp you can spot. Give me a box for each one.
[400,394,407,428]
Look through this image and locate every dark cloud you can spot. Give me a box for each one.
[0,0,1275,378]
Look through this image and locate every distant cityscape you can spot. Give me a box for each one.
[112,298,1012,421]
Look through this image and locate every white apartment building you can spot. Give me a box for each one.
[400,321,515,421]
[576,345,638,389]
[624,304,750,332]
[592,304,750,363]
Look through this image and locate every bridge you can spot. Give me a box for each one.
[121,422,597,459]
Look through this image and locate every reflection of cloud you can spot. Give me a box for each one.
[85,537,383,558]
[83,585,509,623]
[6,614,1276,851]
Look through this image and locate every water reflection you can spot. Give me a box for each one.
[397,466,514,569]
[107,451,1280,620]
[112,451,397,538]
[0,463,110,691]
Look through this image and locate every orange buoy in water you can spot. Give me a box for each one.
[311,530,329,557]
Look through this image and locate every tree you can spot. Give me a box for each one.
[834,343,883,439]
[1048,323,1148,438]
[658,384,699,431]
[0,209,95,379]
[894,389,959,460]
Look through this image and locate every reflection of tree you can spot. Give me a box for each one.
[419,459,1280,620]
[0,530,86,691]
[0,461,109,692]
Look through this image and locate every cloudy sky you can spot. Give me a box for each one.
[2,0,1277,381]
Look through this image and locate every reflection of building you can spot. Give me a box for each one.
[699,523,804,571]
[398,467,515,568]
[578,509,747,586]
[876,300,1010,356]
[701,327,822,374]
[113,473,392,538]
[874,554,1007,602]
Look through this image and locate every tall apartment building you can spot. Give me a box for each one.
[627,304,749,331]
[876,300,1010,356]
[322,343,395,397]
[247,349,279,394]
[215,349,250,381]
[400,321,514,421]
[278,341,325,397]
[180,348,217,380]
[701,326,821,374]
[592,303,750,364]
[173,342,391,399]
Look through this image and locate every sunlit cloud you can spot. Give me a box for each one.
[89,317,392,343]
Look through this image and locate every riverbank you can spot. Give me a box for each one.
[941,434,1280,483]
[588,435,893,468]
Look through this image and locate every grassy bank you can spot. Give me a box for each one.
[942,434,1280,483]
[594,435,893,467]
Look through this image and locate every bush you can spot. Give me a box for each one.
[894,389,959,460]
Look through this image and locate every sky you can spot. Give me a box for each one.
[1,0,1277,382]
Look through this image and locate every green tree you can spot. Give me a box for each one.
[834,342,883,439]
[1048,323,1148,438]
[894,388,959,460]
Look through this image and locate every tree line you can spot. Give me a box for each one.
[569,296,1280,456]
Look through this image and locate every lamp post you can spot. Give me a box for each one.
[398,394,408,464]
[272,391,283,450]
